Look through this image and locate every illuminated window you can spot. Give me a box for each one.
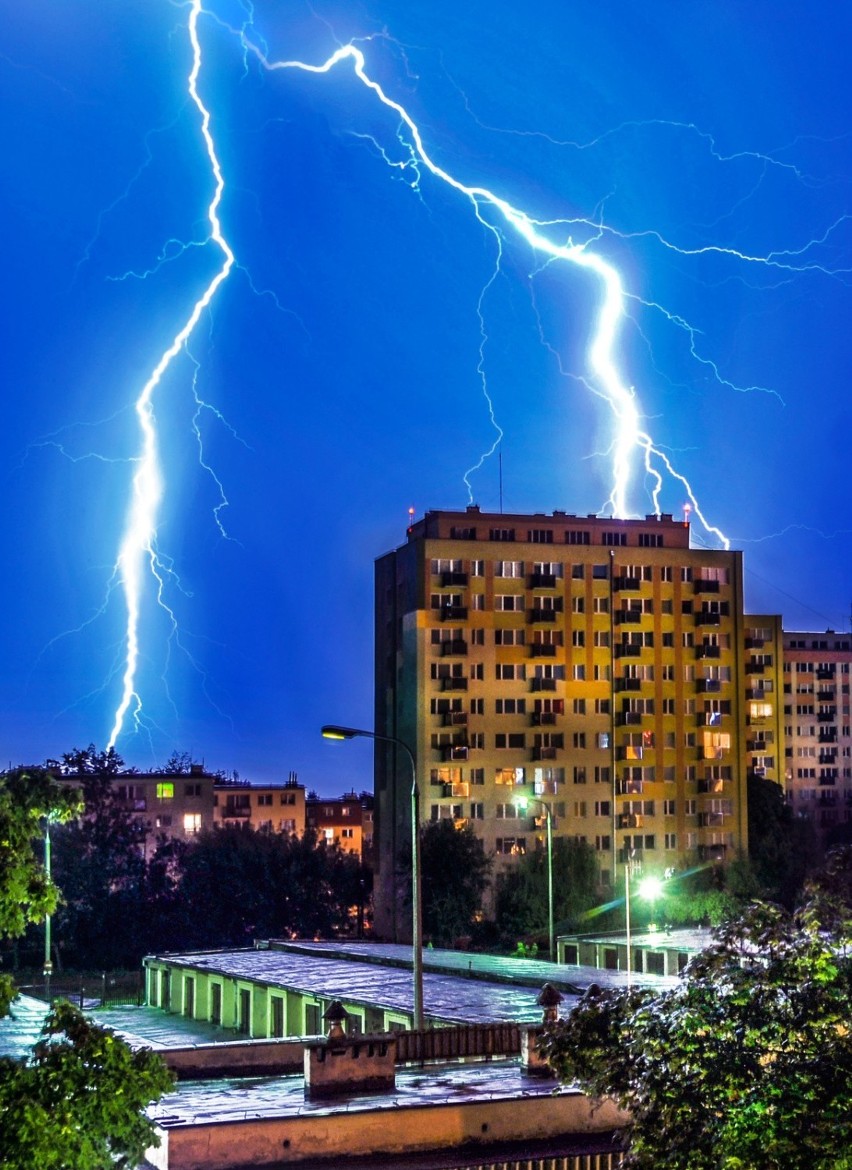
[156,782,174,800]
[183,813,202,835]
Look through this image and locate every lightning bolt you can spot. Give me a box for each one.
[107,0,233,749]
[240,37,715,534]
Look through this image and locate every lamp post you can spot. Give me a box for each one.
[513,795,554,963]
[322,724,424,1030]
[43,816,54,1002]
[625,866,663,989]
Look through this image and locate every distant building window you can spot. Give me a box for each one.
[156,782,174,801]
[183,813,202,835]
[341,828,355,839]
[184,783,202,797]
[257,793,273,806]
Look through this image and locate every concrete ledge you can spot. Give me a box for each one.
[163,1038,311,1080]
[149,1086,626,1169]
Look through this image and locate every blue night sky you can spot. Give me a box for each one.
[2,1,851,789]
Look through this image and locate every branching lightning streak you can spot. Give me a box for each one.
[107,0,234,748]
[240,36,732,544]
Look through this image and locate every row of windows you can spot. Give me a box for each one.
[446,525,677,549]
[431,558,730,582]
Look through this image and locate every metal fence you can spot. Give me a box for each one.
[394,1021,522,1064]
[18,972,145,1009]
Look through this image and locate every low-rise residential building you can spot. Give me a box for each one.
[213,777,306,835]
[306,791,374,861]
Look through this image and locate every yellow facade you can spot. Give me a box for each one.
[375,507,749,936]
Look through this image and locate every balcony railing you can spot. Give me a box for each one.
[441,745,469,762]
[440,676,468,691]
[615,610,642,625]
[529,643,557,657]
[442,711,468,727]
[530,677,558,692]
[528,572,557,589]
[439,605,468,622]
[531,711,557,726]
[532,746,558,761]
[442,781,470,798]
[698,679,722,693]
[819,731,838,743]
[746,660,766,674]
[615,644,643,658]
[440,571,468,587]
[817,668,834,680]
[696,612,721,626]
[817,689,836,701]
[616,711,643,726]
[818,710,837,723]
[440,639,468,656]
[617,813,643,829]
[221,807,251,819]
[694,578,721,593]
[613,575,641,591]
[696,644,722,659]
[615,676,642,692]
[527,608,558,623]
[744,636,765,649]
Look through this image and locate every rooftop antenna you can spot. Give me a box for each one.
[407,505,415,532]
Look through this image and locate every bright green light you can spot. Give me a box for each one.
[638,875,663,901]
[514,796,529,813]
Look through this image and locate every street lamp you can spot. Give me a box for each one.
[322,724,424,1030]
[43,814,55,1002]
[513,795,554,963]
[625,867,664,988]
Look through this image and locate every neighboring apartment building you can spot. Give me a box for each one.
[783,629,852,841]
[306,791,374,861]
[374,506,750,940]
[742,615,785,787]
[113,764,218,848]
[213,777,306,836]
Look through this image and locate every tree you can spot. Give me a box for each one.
[540,856,852,1170]
[495,836,598,942]
[0,767,80,1012]
[0,766,173,1168]
[0,1002,173,1170]
[50,746,149,968]
[748,770,819,906]
[402,820,492,947]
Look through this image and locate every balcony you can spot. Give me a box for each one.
[531,711,557,726]
[442,780,470,798]
[696,612,721,626]
[529,643,557,657]
[746,687,766,700]
[534,779,559,796]
[746,659,765,673]
[698,812,727,828]
[613,575,641,591]
[439,605,468,622]
[442,711,468,727]
[441,744,469,762]
[698,777,727,794]
[222,806,251,819]
[615,610,642,625]
[440,676,468,691]
[817,668,834,680]
[528,608,558,623]
[817,689,836,701]
[616,711,643,726]
[615,643,643,658]
[440,639,468,656]
[819,753,837,765]
[696,644,721,659]
[617,813,643,829]
[440,571,468,587]
[528,572,557,589]
[746,739,771,752]
[818,710,837,723]
[698,712,727,727]
[698,679,721,693]
[616,779,644,796]
[745,636,765,649]
[819,730,837,743]
[693,578,721,593]
[819,774,838,786]
[530,677,557,692]
[698,843,728,861]
[532,746,558,761]
[615,676,642,692]
[116,798,148,812]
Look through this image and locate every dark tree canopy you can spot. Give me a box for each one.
[402,819,492,947]
[495,836,598,942]
[540,851,852,1170]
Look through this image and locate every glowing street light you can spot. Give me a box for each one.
[321,724,424,1030]
[514,795,554,962]
[625,868,665,988]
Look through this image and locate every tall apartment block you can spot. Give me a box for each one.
[783,629,852,840]
[374,507,749,941]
